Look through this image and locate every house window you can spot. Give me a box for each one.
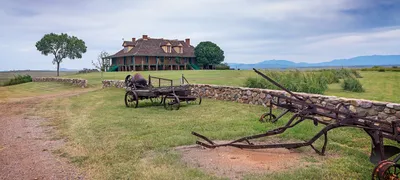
[146,56,149,64]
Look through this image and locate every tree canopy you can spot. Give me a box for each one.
[194,41,224,67]
[35,33,87,76]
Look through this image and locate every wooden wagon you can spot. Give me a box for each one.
[124,74,201,110]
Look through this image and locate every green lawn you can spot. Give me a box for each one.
[325,71,400,103]
[65,70,400,103]
[63,70,254,87]
[2,69,400,179]
[34,88,378,179]
[0,82,86,102]
[0,70,76,85]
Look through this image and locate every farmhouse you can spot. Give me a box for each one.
[108,35,198,71]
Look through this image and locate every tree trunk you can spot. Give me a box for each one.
[57,62,60,76]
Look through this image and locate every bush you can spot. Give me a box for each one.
[317,68,362,82]
[351,69,363,78]
[215,63,230,70]
[378,68,385,72]
[78,68,99,74]
[3,74,32,86]
[341,77,364,92]
[244,70,328,94]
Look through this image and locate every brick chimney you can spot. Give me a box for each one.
[142,35,148,40]
[185,38,190,46]
[132,38,136,42]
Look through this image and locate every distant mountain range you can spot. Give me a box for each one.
[228,55,400,69]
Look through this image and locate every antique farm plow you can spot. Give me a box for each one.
[192,68,400,180]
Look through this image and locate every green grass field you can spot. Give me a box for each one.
[1,69,400,179]
[0,70,76,85]
[63,70,400,103]
[325,71,400,103]
[64,70,254,87]
[35,88,376,179]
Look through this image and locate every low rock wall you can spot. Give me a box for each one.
[33,77,88,88]
[102,80,125,88]
[102,80,400,122]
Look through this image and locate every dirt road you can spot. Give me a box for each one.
[0,89,96,179]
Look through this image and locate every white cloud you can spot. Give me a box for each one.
[0,0,399,70]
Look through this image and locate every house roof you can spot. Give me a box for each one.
[110,37,195,58]
[122,41,135,46]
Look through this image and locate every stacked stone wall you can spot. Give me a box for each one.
[33,77,87,88]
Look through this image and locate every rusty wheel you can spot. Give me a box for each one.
[372,160,400,180]
[163,94,180,110]
[125,91,138,108]
[259,113,276,123]
[125,75,132,87]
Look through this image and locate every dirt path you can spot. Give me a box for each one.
[177,141,327,180]
[0,88,98,180]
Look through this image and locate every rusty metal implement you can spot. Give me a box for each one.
[192,68,400,180]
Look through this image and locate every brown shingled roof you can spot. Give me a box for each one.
[111,37,195,58]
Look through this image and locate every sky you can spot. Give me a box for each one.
[1,0,400,71]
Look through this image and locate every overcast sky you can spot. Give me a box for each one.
[1,0,400,71]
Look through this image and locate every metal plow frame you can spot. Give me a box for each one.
[192,68,400,180]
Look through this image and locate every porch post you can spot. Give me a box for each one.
[141,58,144,71]
[163,56,165,70]
[156,57,158,71]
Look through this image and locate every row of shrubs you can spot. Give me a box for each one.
[215,63,231,70]
[244,68,364,94]
[360,66,400,72]
[2,74,32,86]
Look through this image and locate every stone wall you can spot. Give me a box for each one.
[102,80,125,88]
[101,80,400,122]
[191,84,400,122]
[33,77,88,88]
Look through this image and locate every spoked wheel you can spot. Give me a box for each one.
[372,160,400,180]
[125,75,132,87]
[186,96,202,105]
[150,96,163,105]
[259,113,277,123]
[163,94,180,110]
[125,91,138,108]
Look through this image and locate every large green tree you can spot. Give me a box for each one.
[36,33,87,76]
[194,41,224,68]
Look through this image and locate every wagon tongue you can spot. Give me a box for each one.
[370,145,400,164]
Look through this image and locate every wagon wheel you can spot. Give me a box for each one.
[259,113,276,123]
[372,160,400,180]
[164,94,180,110]
[125,91,138,108]
[125,75,132,87]
[150,96,163,105]
[186,96,202,105]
